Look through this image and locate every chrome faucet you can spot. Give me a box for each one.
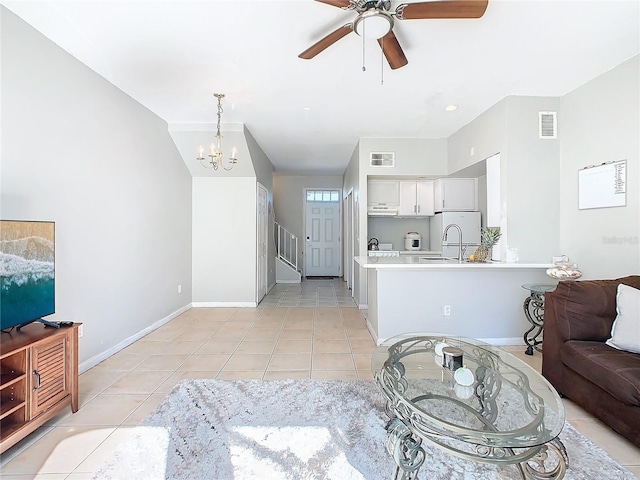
[443,223,464,263]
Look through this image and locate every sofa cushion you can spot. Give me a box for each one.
[606,284,640,354]
[561,340,640,407]
[552,276,640,342]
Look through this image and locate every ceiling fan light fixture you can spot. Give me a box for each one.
[354,10,393,39]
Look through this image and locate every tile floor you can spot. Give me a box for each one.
[1,279,639,479]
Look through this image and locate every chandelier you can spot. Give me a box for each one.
[197,93,237,170]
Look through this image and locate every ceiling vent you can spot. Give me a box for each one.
[370,152,395,167]
[539,111,557,139]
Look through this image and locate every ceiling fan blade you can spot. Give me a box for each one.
[314,0,352,7]
[377,30,408,70]
[299,24,354,60]
[397,0,488,20]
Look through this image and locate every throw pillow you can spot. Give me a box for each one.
[606,283,640,354]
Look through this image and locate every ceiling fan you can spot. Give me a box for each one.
[299,0,488,70]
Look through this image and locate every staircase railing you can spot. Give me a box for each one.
[276,222,298,272]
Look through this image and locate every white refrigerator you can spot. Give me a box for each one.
[429,212,481,258]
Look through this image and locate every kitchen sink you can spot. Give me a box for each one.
[419,256,461,263]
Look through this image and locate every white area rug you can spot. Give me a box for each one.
[95,379,637,480]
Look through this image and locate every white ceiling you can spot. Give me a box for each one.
[3,0,639,175]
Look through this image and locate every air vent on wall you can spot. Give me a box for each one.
[539,111,557,139]
[370,152,395,167]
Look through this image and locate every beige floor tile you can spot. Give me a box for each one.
[55,394,148,426]
[141,327,184,342]
[243,329,281,342]
[349,339,376,354]
[91,352,148,371]
[283,318,314,330]
[156,370,219,393]
[570,419,640,466]
[122,393,167,425]
[222,353,271,371]
[352,353,373,371]
[312,353,355,370]
[196,340,240,355]
[1,474,69,479]
[103,371,172,394]
[357,370,374,381]
[268,353,312,371]
[263,370,311,380]
[162,340,207,355]
[121,341,170,356]
[275,339,312,353]
[313,339,351,353]
[173,329,216,342]
[313,328,348,340]
[254,318,286,329]
[178,354,230,371]
[136,354,190,371]
[280,329,313,340]
[229,310,262,321]
[78,369,128,398]
[562,399,596,421]
[311,370,358,380]
[72,427,138,474]
[236,340,277,354]
[0,426,114,475]
[626,466,640,477]
[346,328,373,340]
[211,329,249,341]
[216,370,265,380]
[0,426,55,464]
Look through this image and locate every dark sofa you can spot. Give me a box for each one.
[542,275,640,447]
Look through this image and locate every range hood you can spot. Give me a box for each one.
[368,205,398,216]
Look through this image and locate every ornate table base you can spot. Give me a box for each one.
[384,414,568,480]
[522,284,556,356]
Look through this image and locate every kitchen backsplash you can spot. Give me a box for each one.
[367,217,431,251]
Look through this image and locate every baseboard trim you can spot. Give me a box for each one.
[78,303,192,374]
[192,301,257,308]
[276,280,302,284]
[478,337,525,346]
[358,304,368,310]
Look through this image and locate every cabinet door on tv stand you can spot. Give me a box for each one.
[30,333,70,418]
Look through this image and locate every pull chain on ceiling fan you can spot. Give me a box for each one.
[299,0,489,70]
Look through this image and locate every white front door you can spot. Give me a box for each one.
[257,184,268,302]
[305,189,340,277]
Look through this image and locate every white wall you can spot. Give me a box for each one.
[1,7,192,365]
[559,55,639,278]
[448,96,561,262]
[192,177,257,305]
[244,127,276,290]
[342,144,362,305]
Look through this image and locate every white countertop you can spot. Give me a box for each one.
[398,250,442,255]
[355,255,552,269]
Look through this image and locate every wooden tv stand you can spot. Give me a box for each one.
[0,323,79,454]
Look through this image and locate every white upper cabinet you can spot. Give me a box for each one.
[368,180,399,206]
[398,181,435,216]
[434,178,478,212]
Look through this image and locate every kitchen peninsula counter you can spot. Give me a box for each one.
[355,256,554,346]
[355,256,551,269]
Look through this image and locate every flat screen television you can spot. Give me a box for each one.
[1,220,56,331]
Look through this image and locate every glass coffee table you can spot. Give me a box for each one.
[372,334,567,480]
